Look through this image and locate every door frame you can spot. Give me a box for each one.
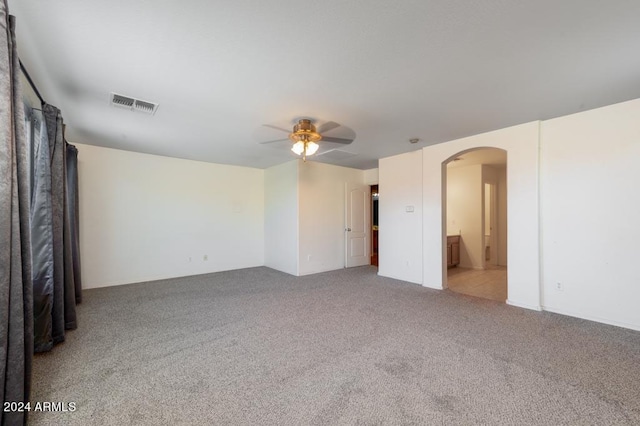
[483,182,499,267]
[370,185,379,266]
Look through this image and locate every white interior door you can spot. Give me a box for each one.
[345,183,370,267]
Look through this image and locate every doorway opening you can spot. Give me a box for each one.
[443,148,507,302]
[371,185,379,266]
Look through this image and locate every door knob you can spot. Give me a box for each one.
[346,228,352,232]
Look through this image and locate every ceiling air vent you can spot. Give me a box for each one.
[111,93,134,109]
[134,99,157,114]
[110,93,159,115]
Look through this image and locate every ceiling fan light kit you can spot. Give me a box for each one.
[291,140,319,158]
[289,119,322,161]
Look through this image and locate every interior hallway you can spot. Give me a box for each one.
[447,265,507,302]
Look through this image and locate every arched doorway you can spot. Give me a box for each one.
[443,148,507,302]
[421,122,540,311]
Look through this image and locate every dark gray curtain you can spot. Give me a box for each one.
[43,105,67,343]
[66,144,82,303]
[32,105,79,351]
[61,138,78,327]
[29,108,55,352]
[1,4,34,425]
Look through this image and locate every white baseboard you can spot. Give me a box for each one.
[507,299,542,311]
[376,271,423,286]
[542,305,640,332]
[421,282,444,290]
[84,263,265,289]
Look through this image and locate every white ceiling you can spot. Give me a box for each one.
[9,0,640,170]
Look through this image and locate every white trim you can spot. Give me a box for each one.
[377,271,422,286]
[422,282,444,290]
[543,305,640,332]
[83,264,265,289]
[507,299,542,311]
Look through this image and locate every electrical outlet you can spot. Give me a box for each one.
[556,282,563,291]
[203,255,208,261]
[307,254,312,261]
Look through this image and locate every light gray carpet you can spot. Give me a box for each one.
[30,266,640,425]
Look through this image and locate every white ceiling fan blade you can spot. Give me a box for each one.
[318,121,340,133]
[314,148,338,157]
[321,136,353,144]
[260,138,290,144]
[262,124,291,133]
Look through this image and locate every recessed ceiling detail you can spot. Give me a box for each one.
[110,93,158,115]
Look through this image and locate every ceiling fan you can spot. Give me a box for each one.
[260,119,355,161]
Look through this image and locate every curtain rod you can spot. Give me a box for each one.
[19,59,45,104]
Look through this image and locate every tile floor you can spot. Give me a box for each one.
[446,265,507,302]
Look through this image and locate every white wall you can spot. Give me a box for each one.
[265,159,367,276]
[378,150,423,284]
[264,160,299,276]
[298,161,364,275]
[76,144,264,288]
[379,98,640,331]
[446,164,483,269]
[364,168,379,185]
[421,122,540,310]
[540,98,640,330]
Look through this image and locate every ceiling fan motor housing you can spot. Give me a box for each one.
[289,119,322,143]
